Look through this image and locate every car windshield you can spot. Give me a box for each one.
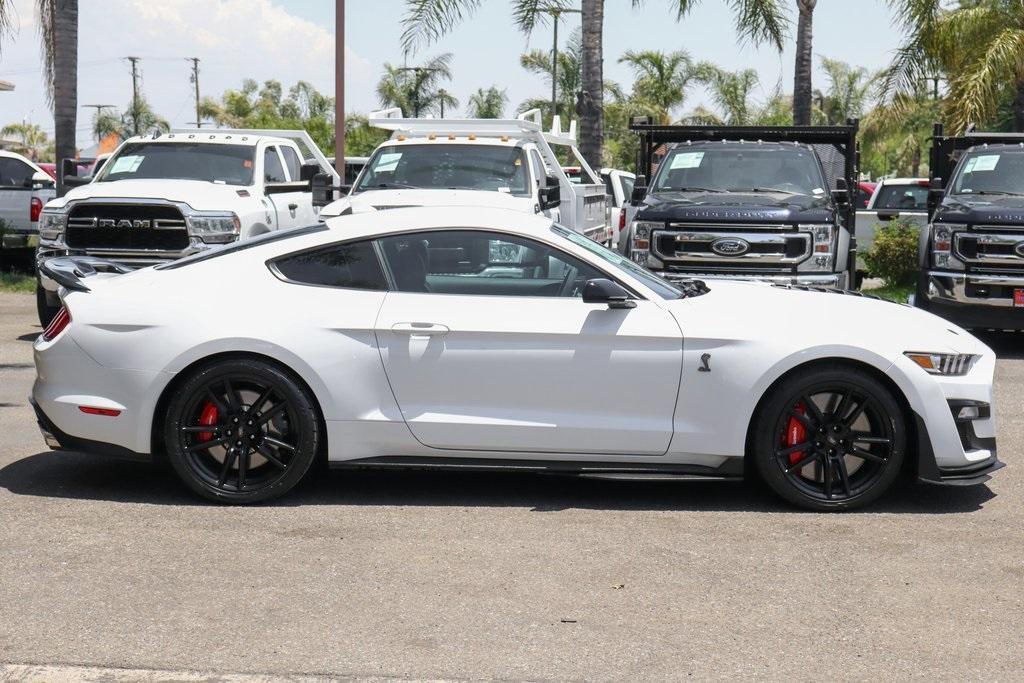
[353,144,531,196]
[874,183,929,210]
[97,142,255,185]
[951,148,1024,196]
[551,225,683,299]
[653,145,827,197]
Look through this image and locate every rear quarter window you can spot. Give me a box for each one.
[272,240,387,290]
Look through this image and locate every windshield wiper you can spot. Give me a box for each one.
[665,186,728,193]
[960,189,1024,197]
[732,187,804,195]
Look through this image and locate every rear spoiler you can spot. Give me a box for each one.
[38,256,132,293]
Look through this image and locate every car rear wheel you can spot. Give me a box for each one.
[163,359,320,504]
[752,366,906,511]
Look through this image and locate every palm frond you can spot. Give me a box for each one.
[947,27,1024,133]
[400,0,481,54]
[35,0,54,105]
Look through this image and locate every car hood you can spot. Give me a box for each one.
[321,189,534,217]
[50,178,253,212]
[934,194,1024,225]
[666,279,990,358]
[636,191,834,224]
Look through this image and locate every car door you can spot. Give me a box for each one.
[373,229,683,456]
[262,145,302,231]
[0,156,33,232]
[278,144,318,226]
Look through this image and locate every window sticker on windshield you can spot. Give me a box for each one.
[812,187,825,195]
[669,152,704,169]
[374,152,403,173]
[109,155,144,174]
[968,154,1000,172]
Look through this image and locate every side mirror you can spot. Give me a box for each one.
[63,174,92,187]
[630,174,647,205]
[539,183,561,210]
[582,278,636,309]
[299,161,320,183]
[311,172,337,207]
[831,177,849,206]
[30,170,54,187]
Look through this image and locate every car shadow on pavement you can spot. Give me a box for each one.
[974,331,1024,360]
[0,450,997,514]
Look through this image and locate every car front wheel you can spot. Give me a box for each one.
[163,359,320,504]
[752,365,907,511]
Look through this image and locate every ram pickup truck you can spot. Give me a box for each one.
[626,119,860,288]
[915,124,1024,330]
[0,150,56,251]
[36,128,338,325]
[854,177,930,279]
[320,109,610,244]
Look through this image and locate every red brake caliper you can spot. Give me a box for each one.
[197,401,219,442]
[785,401,808,465]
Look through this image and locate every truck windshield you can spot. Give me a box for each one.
[353,144,531,196]
[653,146,826,197]
[951,148,1024,196]
[97,142,255,185]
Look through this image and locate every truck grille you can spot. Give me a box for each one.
[954,227,1024,273]
[66,203,189,252]
[652,224,811,272]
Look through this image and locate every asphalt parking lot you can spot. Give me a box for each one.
[0,291,1022,681]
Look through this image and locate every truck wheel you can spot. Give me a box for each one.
[36,283,59,328]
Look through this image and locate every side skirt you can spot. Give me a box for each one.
[329,455,745,481]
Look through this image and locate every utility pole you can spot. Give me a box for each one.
[537,5,580,121]
[438,89,448,118]
[81,104,116,142]
[335,0,345,174]
[125,56,141,136]
[187,57,201,128]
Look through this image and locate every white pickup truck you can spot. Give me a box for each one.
[0,150,56,250]
[854,177,930,279]
[35,128,338,324]
[321,109,610,243]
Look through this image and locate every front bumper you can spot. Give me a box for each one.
[655,271,841,286]
[921,270,1024,330]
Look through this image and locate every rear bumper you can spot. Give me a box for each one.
[920,270,1024,330]
[30,396,149,461]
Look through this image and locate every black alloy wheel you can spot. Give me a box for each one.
[753,366,906,511]
[164,359,320,503]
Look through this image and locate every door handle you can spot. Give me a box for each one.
[391,322,450,336]
[288,202,298,211]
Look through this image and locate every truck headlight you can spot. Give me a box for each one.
[930,223,965,271]
[187,213,241,244]
[904,351,977,376]
[798,223,834,271]
[38,209,67,240]
[631,221,660,266]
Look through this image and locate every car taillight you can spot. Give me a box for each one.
[42,306,70,341]
[30,197,43,222]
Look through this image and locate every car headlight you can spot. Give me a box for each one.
[930,222,965,271]
[798,223,834,271]
[187,213,241,244]
[38,209,67,240]
[904,351,978,376]
[631,220,660,265]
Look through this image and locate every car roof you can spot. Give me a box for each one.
[0,149,45,171]
[667,140,814,152]
[322,206,554,240]
[121,132,278,147]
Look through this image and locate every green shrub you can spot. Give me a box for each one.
[864,218,919,288]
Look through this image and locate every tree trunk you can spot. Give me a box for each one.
[578,0,603,169]
[1014,77,1024,133]
[53,0,78,196]
[792,0,816,126]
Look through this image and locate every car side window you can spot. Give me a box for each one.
[377,230,606,298]
[0,158,33,187]
[264,147,286,184]
[272,240,387,290]
[280,146,302,181]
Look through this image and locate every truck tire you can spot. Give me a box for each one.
[36,283,59,328]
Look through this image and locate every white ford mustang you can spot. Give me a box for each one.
[32,207,1001,509]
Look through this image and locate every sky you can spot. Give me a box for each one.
[0,0,907,149]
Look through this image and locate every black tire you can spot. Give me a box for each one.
[751,365,906,511]
[163,359,320,504]
[36,283,59,328]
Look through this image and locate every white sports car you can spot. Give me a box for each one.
[32,207,1002,509]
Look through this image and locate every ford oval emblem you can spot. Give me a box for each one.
[1016,242,1024,258]
[710,237,751,256]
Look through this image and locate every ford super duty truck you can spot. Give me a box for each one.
[915,123,1024,330]
[625,118,860,288]
[35,128,338,325]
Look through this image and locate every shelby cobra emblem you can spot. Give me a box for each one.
[98,219,151,229]
[710,237,751,256]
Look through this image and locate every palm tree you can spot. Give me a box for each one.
[519,28,583,121]
[0,122,50,160]
[376,53,456,117]
[467,87,508,118]
[0,0,78,193]
[885,0,1024,132]
[618,49,695,123]
[813,57,875,125]
[692,63,762,125]
[401,0,787,167]
[793,0,816,124]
